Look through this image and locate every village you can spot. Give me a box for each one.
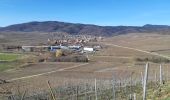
[1,34,104,63]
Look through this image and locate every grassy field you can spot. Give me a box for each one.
[0,63,15,71]
[0,53,21,61]
[0,53,23,71]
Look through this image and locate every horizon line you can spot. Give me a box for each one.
[0,20,170,27]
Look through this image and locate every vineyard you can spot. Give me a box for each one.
[1,63,170,100]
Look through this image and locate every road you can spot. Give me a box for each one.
[104,43,170,59]
[91,55,131,59]
[7,63,89,82]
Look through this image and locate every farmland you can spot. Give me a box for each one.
[1,33,170,99]
[0,53,23,71]
[0,53,21,61]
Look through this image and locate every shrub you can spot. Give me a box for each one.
[55,55,88,62]
[134,56,170,63]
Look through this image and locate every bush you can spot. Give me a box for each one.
[55,55,88,62]
[134,56,170,63]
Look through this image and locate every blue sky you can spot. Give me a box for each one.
[0,0,170,27]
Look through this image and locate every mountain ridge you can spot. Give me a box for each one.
[1,21,170,36]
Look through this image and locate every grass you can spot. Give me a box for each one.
[0,53,39,72]
[0,53,21,61]
[146,81,170,100]
[0,63,14,71]
[165,97,170,100]
[0,62,26,72]
[0,53,23,71]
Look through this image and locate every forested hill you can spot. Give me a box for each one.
[1,21,170,36]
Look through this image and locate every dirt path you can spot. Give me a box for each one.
[91,55,131,59]
[104,43,170,59]
[7,63,89,82]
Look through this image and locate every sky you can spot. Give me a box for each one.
[0,0,170,27]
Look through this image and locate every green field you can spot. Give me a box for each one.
[0,63,14,71]
[0,53,21,61]
[165,97,170,100]
[0,53,22,71]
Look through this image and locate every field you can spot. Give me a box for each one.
[0,53,23,71]
[0,53,21,61]
[1,33,170,99]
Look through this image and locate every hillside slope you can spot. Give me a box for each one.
[1,21,170,36]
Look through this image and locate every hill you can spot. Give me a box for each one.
[1,21,170,36]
